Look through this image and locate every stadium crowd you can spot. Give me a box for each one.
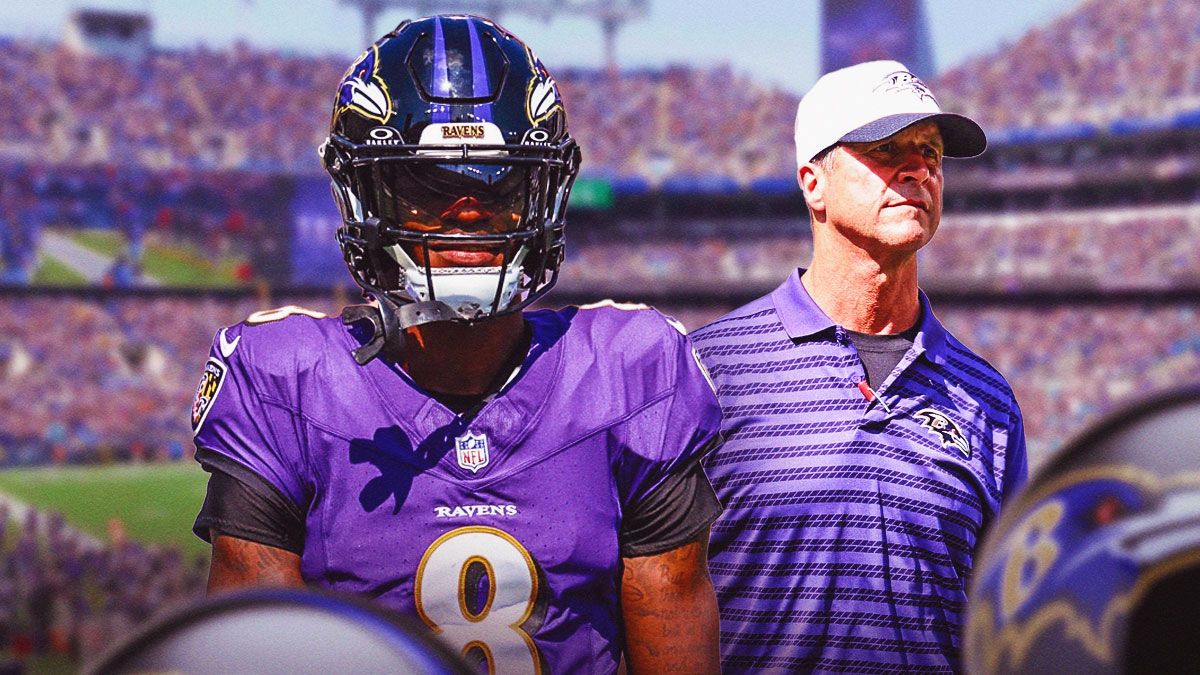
[0,503,207,667]
[559,205,1200,294]
[5,0,1200,182]
[937,0,1200,129]
[0,294,345,471]
[558,66,796,183]
[936,303,1200,466]
[0,37,799,183]
[0,39,340,174]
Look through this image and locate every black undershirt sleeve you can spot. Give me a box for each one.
[619,448,723,559]
[192,447,306,555]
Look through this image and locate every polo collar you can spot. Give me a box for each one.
[912,291,948,366]
[772,268,836,339]
[770,267,950,366]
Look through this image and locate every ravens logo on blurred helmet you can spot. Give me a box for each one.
[964,384,1200,675]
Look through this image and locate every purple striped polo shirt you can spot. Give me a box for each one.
[690,269,1027,674]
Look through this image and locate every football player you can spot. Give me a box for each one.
[188,15,722,675]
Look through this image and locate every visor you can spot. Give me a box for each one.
[376,163,532,235]
[838,112,985,157]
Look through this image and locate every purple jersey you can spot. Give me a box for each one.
[191,303,722,674]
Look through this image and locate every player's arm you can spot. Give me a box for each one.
[208,533,305,592]
[621,529,721,675]
[618,453,723,674]
[615,314,724,672]
[194,449,308,593]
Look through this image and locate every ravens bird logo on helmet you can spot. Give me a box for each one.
[964,384,1200,675]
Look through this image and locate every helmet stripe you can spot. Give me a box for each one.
[465,18,494,121]
[431,16,450,122]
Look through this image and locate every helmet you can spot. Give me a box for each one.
[964,384,1200,675]
[84,587,473,674]
[320,15,580,349]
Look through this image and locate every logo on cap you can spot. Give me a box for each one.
[875,70,937,105]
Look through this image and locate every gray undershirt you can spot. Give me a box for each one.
[845,324,919,388]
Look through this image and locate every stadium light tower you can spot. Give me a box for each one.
[338,0,649,71]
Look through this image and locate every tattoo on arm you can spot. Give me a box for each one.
[621,529,721,675]
[208,531,306,593]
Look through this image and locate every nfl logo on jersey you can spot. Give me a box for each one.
[455,431,490,473]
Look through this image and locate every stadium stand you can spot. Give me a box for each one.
[937,0,1200,131]
[6,0,1200,665]
[562,204,1200,293]
[0,293,344,469]
[0,38,799,182]
[0,502,206,666]
[3,0,1200,469]
[4,288,1200,474]
[0,39,341,174]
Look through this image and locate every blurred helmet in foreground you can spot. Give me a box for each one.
[320,15,580,328]
[84,588,473,674]
[965,384,1200,675]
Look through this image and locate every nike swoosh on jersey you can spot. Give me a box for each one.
[219,328,241,358]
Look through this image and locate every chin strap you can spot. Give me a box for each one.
[396,300,460,328]
[341,296,461,365]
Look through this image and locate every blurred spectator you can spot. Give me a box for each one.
[557,65,796,182]
[0,503,206,666]
[0,293,343,469]
[936,0,1200,130]
[558,205,1200,294]
[0,37,799,182]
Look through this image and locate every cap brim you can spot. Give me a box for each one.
[838,112,987,158]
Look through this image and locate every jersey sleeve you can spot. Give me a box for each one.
[611,315,724,557]
[190,323,310,520]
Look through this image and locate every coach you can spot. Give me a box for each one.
[690,60,1028,673]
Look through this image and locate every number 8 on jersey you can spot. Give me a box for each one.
[416,527,546,674]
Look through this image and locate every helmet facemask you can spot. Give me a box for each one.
[325,131,577,323]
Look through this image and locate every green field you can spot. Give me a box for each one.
[68,229,249,286]
[141,242,246,286]
[69,229,125,257]
[0,463,211,559]
[30,255,87,285]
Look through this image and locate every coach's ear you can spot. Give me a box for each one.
[798,161,826,217]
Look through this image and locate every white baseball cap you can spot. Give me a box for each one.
[794,60,986,167]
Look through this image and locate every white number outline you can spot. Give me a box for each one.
[415,526,544,675]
